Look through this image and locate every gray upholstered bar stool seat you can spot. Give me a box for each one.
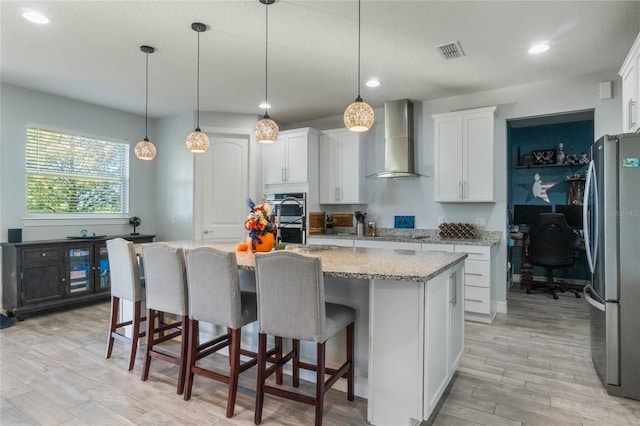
[141,243,189,394]
[182,247,258,417]
[254,251,355,426]
[105,238,146,371]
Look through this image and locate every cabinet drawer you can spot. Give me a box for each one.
[455,245,490,261]
[464,260,490,287]
[23,247,64,263]
[464,286,490,314]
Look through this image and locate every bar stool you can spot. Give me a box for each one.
[105,238,146,371]
[253,251,355,426]
[183,247,258,417]
[140,242,189,394]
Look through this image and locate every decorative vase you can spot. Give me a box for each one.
[247,232,275,252]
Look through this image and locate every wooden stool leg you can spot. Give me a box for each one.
[315,342,326,426]
[227,328,241,418]
[183,319,198,401]
[105,296,119,359]
[176,315,189,395]
[141,308,154,381]
[275,336,283,385]
[347,322,355,401]
[128,300,141,370]
[255,333,267,425]
[292,339,300,387]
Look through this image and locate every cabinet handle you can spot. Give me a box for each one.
[450,271,457,306]
[61,277,66,282]
[41,253,47,257]
[458,181,463,200]
[629,98,637,129]
[466,298,483,303]
[338,187,342,201]
[462,181,466,199]
[281,167,285,182]
[335,187,339,202]
[465,272,484,276]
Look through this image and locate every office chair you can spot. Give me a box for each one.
[526,213,581,299]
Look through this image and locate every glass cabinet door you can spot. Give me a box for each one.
[96,243,110,293]
[67,245,93,295]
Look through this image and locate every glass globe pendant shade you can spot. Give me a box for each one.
[344,98,375,132]
[134,138,156,160]
[254,115,279,143]
[186,128,210,153]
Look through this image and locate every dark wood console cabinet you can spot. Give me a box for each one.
[2,234,154,319]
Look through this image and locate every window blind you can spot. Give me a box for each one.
[25,126,130,215]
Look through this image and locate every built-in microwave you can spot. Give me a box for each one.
[265,193,306,244]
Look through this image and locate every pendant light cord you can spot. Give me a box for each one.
[357,0,362,100]
[196,30,201,129]
[145,50,149,139]
[264,2,269,117]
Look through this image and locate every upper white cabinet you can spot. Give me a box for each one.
[432,106,496,202]
[262,128,318,185]
[620,32,640,133]
[319,129,365,204]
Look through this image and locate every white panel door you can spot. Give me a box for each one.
[195,135,249,242]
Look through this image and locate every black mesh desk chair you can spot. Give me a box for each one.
[526,213,581,299]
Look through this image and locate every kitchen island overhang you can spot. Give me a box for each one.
[137,242,467,425]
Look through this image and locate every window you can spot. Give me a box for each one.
[26,126,130,215]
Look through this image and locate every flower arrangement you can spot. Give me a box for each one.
[245,198,276,249]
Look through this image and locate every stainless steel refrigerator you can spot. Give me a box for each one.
[583,133,640,400]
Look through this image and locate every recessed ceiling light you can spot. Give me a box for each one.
[22,10,50,24]
[259,102,271,109]
[528,43,549,55]
[365,78,381,88]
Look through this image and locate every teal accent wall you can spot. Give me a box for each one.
[508,119,594,282]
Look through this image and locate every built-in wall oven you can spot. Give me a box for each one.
[265,193,306,244]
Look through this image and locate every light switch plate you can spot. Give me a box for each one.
[394,215,415,228]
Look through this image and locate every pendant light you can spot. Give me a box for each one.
[186,22,210,153]
[134,45,157,160]
[343,0,374,132]
[254,0,279,144]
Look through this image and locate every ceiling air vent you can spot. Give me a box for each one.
[436,41,465,60]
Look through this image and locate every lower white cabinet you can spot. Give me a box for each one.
[368,261,464,425]
[423,242,496,323]
[454,245,496,323]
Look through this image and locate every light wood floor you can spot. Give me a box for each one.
[2,287,639,425]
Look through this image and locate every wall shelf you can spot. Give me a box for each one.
[515,163,587,169]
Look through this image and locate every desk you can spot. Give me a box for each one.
[136,241,466,425]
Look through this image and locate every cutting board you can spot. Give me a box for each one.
[332,213,353,227]
[308,212,325,235]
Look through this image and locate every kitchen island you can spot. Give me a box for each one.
[141,241,467,425]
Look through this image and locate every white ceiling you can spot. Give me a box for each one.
[2,1,639,126]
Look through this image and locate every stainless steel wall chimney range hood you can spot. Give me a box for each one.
[371,98,422,178]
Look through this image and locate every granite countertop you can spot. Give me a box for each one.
[310,228,502,247]
[144,241,467,283]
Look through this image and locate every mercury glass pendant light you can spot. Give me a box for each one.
[254,0,279,144]
[134,45,157,160]
[186,22,210,153]
[343,0,374,132]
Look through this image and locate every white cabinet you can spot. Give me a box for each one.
[262,128,318,185]
[620,32,640,133]
[319,129,365,204]
[422,242,497,323]
[354,239,421,251]
[454,244,496,323]
[368,261,464,425]
[432,106,496,202]
[306,237,354,248]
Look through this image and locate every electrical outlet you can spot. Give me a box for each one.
[438,216,445,225]
[475,217,486,227]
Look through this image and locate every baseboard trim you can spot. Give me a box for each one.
[497,300,507,314]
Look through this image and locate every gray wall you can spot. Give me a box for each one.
[0,84,157,240]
